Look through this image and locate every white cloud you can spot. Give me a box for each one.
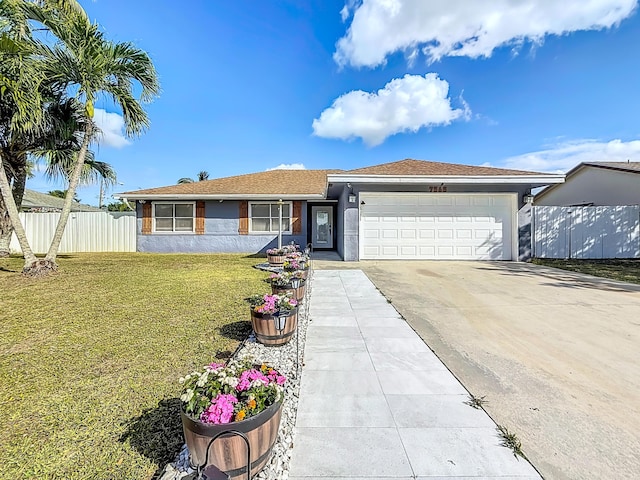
[499,139,640,173]
[312,73,469,146]
[93,108,130,148]
[335,0,637,67]
[266,163,307,170]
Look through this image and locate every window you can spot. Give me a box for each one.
[153,202,195,233]
[249,202,292,233]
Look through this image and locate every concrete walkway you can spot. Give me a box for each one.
[289,270,541,480]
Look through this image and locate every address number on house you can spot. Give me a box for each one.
[428,186,447,192]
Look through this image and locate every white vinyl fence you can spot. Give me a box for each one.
[532,205,640,259]
[10,211,136,254]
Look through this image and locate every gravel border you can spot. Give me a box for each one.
[160,267,313,480]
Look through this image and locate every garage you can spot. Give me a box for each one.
[359,193,517,260]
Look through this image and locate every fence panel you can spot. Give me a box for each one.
[10,211,136,254]
[533,205,640,259]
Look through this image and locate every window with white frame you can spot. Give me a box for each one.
[249,202,292,233]
[153,202,195,232]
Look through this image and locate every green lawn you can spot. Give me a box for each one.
[0,253,268,480]
[532,258,640,284]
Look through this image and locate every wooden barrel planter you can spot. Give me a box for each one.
[267,254,286,266]
[181,400,283,480]
[271,279,306,303]
[250,308,297,346]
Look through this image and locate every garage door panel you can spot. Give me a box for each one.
[401,246,417,256]
[360,193,514,260]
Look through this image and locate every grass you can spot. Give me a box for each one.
[464,394,487,409]
[496,425,526,460]
[0,253,269,480]
[532,258,640,284]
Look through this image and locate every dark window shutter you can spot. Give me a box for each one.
[196,201,205,234]
[142,202,152,234]
[292,201,302,234]
[239,201,248,235]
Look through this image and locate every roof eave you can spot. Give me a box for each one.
[114,193,327,201]
[327,174,565,185]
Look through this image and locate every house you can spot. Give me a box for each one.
[21,189,102,212]
[117,159,564,261]
[534,161,640,206]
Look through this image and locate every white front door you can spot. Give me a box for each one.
[311,206,333,249]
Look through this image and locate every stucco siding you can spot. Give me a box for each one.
[137,200,307,253]
[535,168,640,206]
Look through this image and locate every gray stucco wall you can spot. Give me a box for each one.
[338,183,532,262]
[137,200,307,254]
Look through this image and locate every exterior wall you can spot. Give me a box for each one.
[535,168,640,206]
[338,183,532,261]
[137,200,307,253]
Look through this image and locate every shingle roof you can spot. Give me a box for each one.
[344,159,544,176]
[122,169,343,197]
[22,189,102,212]
[582,161,640,174]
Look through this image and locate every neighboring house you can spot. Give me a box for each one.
[117,159,563,261]
[21,189,102,212]
[534,162,640,206]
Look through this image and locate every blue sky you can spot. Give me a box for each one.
[28,0,640,206]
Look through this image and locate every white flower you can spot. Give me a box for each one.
[222,377,239,388]
[178,377,185,384]
[196,372,209,387]
[180,389,194,403]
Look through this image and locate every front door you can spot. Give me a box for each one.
[311,205,333,249]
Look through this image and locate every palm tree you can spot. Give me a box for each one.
[5,0,159,275]
[0,91,117,257]
[0,0,48,267]
[177,170,210,184]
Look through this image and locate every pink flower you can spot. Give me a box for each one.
[208,362,224,370]
[236,369,269,392]
[200,393,238,424]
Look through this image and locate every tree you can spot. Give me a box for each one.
[47,189,79,202]
[177,170,209,184]
[0,0,159,275]
[0,89,116,257]
[105,199,133,212]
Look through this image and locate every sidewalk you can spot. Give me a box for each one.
[289,270,541,480]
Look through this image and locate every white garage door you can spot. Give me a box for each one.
[360,193,516,260]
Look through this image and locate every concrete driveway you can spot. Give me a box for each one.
[349,261,640,480]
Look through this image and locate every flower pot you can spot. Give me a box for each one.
[250,308,298,346]
[267,254,286,266]
[181,400,283,480]
[271,280,306,303]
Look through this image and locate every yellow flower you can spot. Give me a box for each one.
[260,364,267,372]
[235,410,246,421]
[247,399,257,410]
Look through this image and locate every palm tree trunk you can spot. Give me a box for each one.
[44,122,93,264]
[0,154,37,266]
[0,161,28,257]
